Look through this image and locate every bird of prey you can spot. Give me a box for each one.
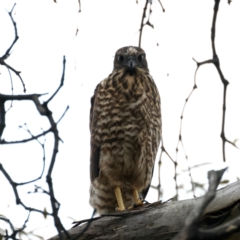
[89,46,161,214]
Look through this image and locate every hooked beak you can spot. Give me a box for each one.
[125,57,137,75]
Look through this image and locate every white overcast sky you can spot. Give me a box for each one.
[0,0,240,239]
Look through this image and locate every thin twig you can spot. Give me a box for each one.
[14,124,46,186]
[0,163,52,217]
[1,4,19,60]
[191,0,235,162]
[138,0,165,47]
[0,128,52,144]
[5,67,14,113]
[157,0,165,12]
[57,105,69,124]
[78,0,81,12]
[45,56,66,104]
[0,4,26,93]
[138,0,149,48]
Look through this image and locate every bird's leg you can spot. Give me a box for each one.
[133,189,144,206]
[114,187,125,211]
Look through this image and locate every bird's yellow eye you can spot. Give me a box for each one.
[138,54,144,62]
[118,55,124,63]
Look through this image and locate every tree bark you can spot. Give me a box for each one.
[49,181,240,240]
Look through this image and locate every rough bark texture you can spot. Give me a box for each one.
[49,181,240,240]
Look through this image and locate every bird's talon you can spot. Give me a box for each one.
[135,199,144,206]
[115,207,125,212]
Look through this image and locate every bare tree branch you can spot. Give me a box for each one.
[188,0,235,162]
[171,168,240,240]
[0,10,69,237]
[78,0,81,12]
[1,4,19,60]
[138,0,149,48]
[0,4,26,93]
[45,56,66,104]
[50,175,240,240]
[138,0,165,47]
[157,0,165,12]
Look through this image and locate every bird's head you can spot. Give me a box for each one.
[113,46,148,75]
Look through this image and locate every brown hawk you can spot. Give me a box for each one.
[89,46,161,214]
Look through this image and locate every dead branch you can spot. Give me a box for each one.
[0,4,69,239]
[0,4,26,93]
[49,170,240,240]
[138,0,165,48]
[178,0,235,164]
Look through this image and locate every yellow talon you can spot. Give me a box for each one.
[133,189,144,206]
[114,187,125,211]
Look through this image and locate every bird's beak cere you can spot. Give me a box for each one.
[125,56,137,75]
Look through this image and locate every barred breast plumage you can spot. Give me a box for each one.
[89,46,161,214]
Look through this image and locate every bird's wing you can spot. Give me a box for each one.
[141,77,162,200]
[141,168,154,200]
[89,84,101,183]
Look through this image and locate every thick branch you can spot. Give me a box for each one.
[173,168,227,240]
[49,178,240,240]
